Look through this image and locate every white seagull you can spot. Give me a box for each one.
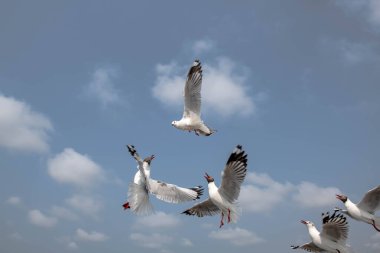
[171,59,215,136]
[123,145,203,215]
[182,145,247,228]
[291,210,350,253]
[336,185,380,232]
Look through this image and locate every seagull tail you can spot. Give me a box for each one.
[128,183,154,216]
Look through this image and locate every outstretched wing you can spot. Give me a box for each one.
[126,144,147,182]
[291,242,325,252]
[148,178,203,203]
[320,210,348,244]
[357,185,380,214]
[183,59,202,118]
[218,145,248,203]
[182,198,220,217]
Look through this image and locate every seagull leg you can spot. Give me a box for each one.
[219,213,224,228]
[372,219,380,232]
[122,202,130,210]
[227,209,231,223]
[194,130,199,136]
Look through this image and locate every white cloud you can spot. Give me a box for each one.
[366,233,380,250]
[338,40,376,65]
[130,233,173,249]
[6,196,21,205]
[66,194,103,218]
[239,172,294,212]
[0,94,52,153]
[369,0,380,25]
[28,209,58,228]
[336,0,380,28]
[9,232,23,240]
[50,206,78,221]
[76,228,108,242]
[134,212,181,229]
[181,238,193,247]
[152,57,257,118]
[86,67,121,107]
[192,39,215,55]
[292,182,341,208]
[67,241,78,250]
[48,148,105,188]
[209,227,264,246]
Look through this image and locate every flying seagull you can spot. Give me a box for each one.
[336,185,380,232]
[182,145,247,228]
[291,210,350,253]
[123,145,203,215]
[171,59,215,136]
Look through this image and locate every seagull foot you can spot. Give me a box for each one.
[122,202,130,210]
[227,209,231,223]
[372,219,380,232]
[219,213,224,228]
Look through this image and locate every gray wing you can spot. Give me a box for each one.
[182,198,220,217]
[148,178,203,204]
[128,182,154,216]
[183,59,202,118]
[357,185,380,214]
[320,210,348,244]
[291,242,325,252]
[218,145,248,203]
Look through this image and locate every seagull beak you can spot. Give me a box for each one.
[336,194,343,200]
[300,220,308,225]
[204,172,209,180]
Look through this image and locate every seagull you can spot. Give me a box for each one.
[171,59,215,136]
[122,145,203,215]
[336,185,380,232]
[182,145,247,228]
[291,210,350,253]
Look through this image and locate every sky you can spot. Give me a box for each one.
[1,0,380,252]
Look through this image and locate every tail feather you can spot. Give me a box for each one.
[128,183,154,216]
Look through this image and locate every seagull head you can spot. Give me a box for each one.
[300,220,314,228]
[204,172,214,183]
[143,155,155,165]
[171,121,177,127]
[336,194,348,203]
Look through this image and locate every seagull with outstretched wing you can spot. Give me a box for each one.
[182,145,247,228]
[336,185,380,232]
[171,59,215,136]
[123,145,203,215]
[291,210,350,253]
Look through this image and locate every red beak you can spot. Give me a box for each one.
[300,220,307,225]
[204,172,209,180]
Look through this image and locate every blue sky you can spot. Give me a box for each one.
[1,1,380,252]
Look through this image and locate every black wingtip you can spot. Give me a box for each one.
[126,144,136,156]
[190,186,204,199]
[181,209,193,216]
[290,245,299,249]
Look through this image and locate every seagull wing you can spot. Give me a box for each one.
[148,178,203,204]
[127,182,154,216]
[183,59,202,118]
[291,242,325,252]
[182,198,220,217]
[320,210,348,244]
[126,144,148,182]
[357,185,380,214]
[218,145,248,203]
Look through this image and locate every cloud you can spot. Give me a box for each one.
[209,227,264,246]
[67,241,78,250]
[336,0,380,28]
[239,172,294,212]
[292,182,341,208]
[192,39,215,55]
[0,94,52,153]
[134,212,181,229]
[130,233,173,249]
[66,194,103,218]
[152,57,256,118]
[86,67,121,107]
[76,228,108,242]
[6,196,21,205]
[239,172,341,212]
[337,40,377,65]
[48,148,105,188]
[28,209,58,228]
[180,238,193,247]
[50,206,78,221]
[366,233,380,250]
